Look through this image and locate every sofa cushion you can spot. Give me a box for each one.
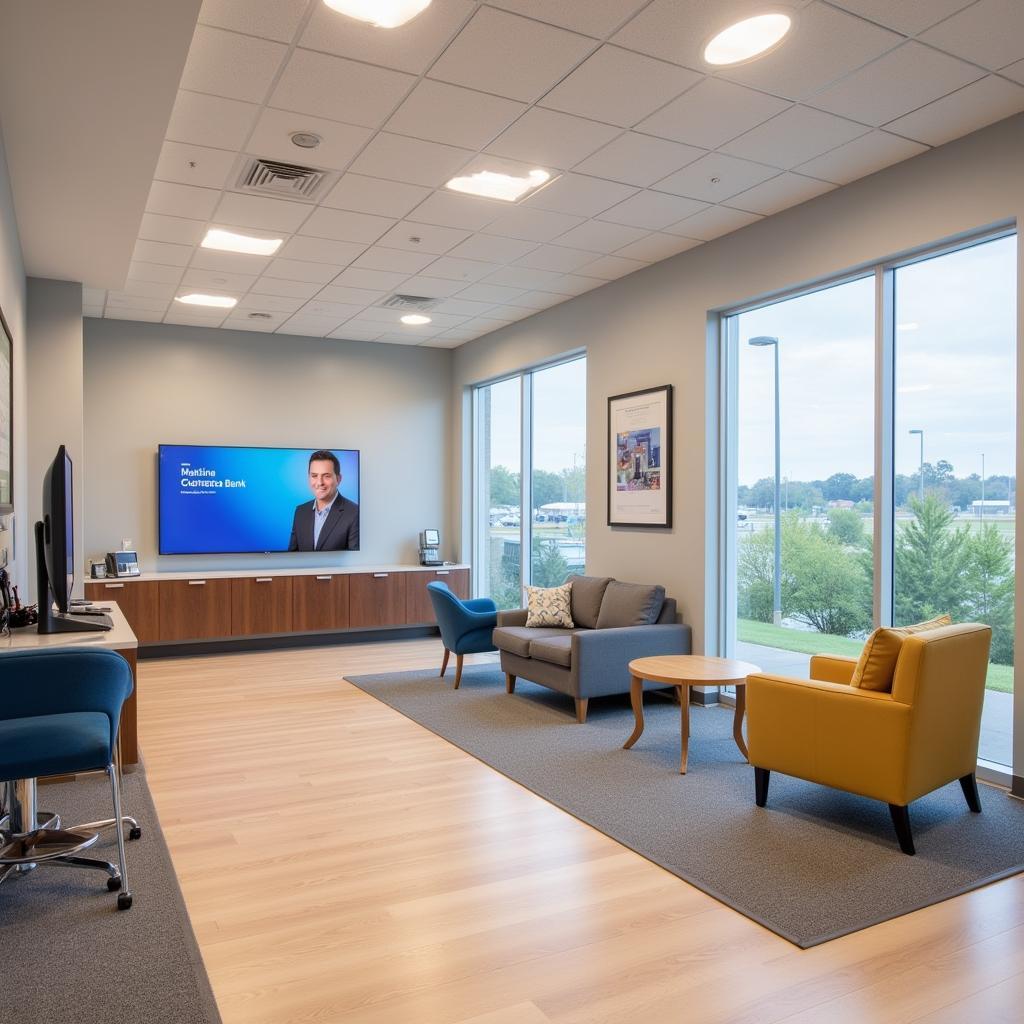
[851,614,952,692]
[525,582,574,628]
[567,575,613,629]
[529,635,572,668]
[595,581,666,629]
[493,626,579,659]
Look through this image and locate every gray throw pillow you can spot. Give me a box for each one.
[567,575,613,629]
[595,581,666,629]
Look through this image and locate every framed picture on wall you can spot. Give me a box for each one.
[607,384,672,528]
[0,306,12,513]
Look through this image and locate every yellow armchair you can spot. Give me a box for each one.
[746,623,992,854]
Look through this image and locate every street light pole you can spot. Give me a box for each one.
[750,336,782,626]
[909,429,924,504]
[981,452,986,518]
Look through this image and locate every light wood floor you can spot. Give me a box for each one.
[138,639,1024,1024]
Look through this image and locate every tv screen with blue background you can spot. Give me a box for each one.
[159,444,360,554]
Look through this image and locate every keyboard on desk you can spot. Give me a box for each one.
[67,610,114,629]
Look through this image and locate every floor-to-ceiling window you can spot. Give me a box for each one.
[473,356,586,606]
[722,230,1017,776]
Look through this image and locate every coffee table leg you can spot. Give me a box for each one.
[679,684,690,774]
[623,676,645,749]
[733,683,748,761]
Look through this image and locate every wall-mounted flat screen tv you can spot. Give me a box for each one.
[159,444,360,555]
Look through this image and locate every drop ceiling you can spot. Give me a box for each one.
[77,0,1024,347]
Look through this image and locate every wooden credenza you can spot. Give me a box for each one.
[85,565,470,648]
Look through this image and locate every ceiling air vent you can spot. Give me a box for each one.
[381,293,441,312]
[237,157,328,199]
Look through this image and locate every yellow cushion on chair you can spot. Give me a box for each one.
[851,614,952,692]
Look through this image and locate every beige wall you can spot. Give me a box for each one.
[452,114,1024,656]
[83,319,453,573]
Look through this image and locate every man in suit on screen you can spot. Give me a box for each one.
[288,450,359,551]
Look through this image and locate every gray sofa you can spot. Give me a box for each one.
[493,574,691,722]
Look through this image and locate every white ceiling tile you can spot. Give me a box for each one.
[920,0,1024,70]
[720,5,903,101]
[794,131,928,185]
[278,236,366,264]
[422,257,501,282]
[432,298,498,316]
[316,284,387,305]
[105,308,167,322]
[722,106,869,169]
[376,220,471,254]
[299,300,367,320]
[574,132,704,186]
[199,0,308,42]
[107,293,171,311]
[653,152,778,201]
[552,220,648,253]
[457,283,530,303]
[421,335,469,348]
[166,90,260,151]
[514,245,597,273]
[180,25,287,103]
[277,318,336,338]
[214,192,312,232]
[146,181,221,220]
[541,45,701,128]
[614,232,701,261]
[389,275,465,297]
[155,141,237,189]
[810,41,985,126]
[271,49,416,128]
[547,273,608,295]
[484,265,566,290]
[299,207,395,244]
[164,310,229,327]
[301,0,475,75]
[726,172,836,216]
[408,192,506,231]
[487,108,620,168]
[265,258,342,283]
[883,75,1024,146]
[1002,59,1024,85]
[250,277,322,300]
[404,310,468,329]
[482,207,585,242]
[333,267,409,291]
[322,174,431,218]
[128,261,185,285]
[663,204,762,241]
[139,213,207,246]
[223,312,287,331]
[386,79,526,150]
[236,293,306,313]
[636,77,790,150]
[246,107,373,171]
[182,267,259,291]
[348,133,474,187]
[524,172,638,216]
[447,234,539,263]
[121,279,179,299]
[190,248,272,274]
[376,329,443,343]
[484,304,534,321]
[578,254,648,280]
[505,290,574,309]
[345,307,409,325]
[488,0,649,37]
[328,323,386,340]
[596,190,707,230]
[133,239,194,267]
[829,0,975,35]
[459,316,515,335]
[429,7,596,102]
[353,246,437,273]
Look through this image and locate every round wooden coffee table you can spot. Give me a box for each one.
[624,655,761,774]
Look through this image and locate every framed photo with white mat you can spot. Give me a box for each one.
[607,384,672,528]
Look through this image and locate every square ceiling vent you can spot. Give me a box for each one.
[237,157,330,200]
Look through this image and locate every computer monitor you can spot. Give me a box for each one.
[36,444,108,633]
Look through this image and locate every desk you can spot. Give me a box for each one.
[2,602,140,765]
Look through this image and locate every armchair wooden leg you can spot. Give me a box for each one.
[440,649,450,677]
[453,654,464,690]
[889,804,916,855]
[575,698,588,724]
[505,673,516,694]
[959,773,982,813]
[754,767,770,807]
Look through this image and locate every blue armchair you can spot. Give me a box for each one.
[426,582,497,689]
[0,647,136,909]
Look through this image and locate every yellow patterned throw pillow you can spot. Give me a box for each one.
[851,614,952,692]
[525,582,574,628]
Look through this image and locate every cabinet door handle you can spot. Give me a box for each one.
[188,580,206,586]
[315,575,332,581]
[104,583,125,589]
[373,573,388,578]
[435,571,449,576]
[255,577,273,583]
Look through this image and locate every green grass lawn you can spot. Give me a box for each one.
[737,619,1014,693]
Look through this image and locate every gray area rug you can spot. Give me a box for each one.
[346,665,1024,948]
[0,769,220,1023]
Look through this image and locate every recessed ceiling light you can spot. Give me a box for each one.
[703,13,792,66]
[322,0,432,28]
[445,168,550,203]
[175,294,237,308]
[201,228,283,256]
[400,314,432,325]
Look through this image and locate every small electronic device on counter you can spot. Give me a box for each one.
[105,550,141,577]
[419,529,442,566]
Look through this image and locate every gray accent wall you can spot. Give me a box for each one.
[83,319,452,573]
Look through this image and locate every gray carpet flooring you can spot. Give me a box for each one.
[346,665,1024,948]
[0,769,220,1024]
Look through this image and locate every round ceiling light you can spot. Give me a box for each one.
[322,1,432,28]
[290,131,322,149]
[703,13,792,66]
[401,314,431,325]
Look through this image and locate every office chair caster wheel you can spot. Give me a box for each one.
[117,892,133,911]
[129,827,142,841]
[107,876,122,891]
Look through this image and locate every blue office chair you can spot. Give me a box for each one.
[426,582,497,689]
[0,648,136,909]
